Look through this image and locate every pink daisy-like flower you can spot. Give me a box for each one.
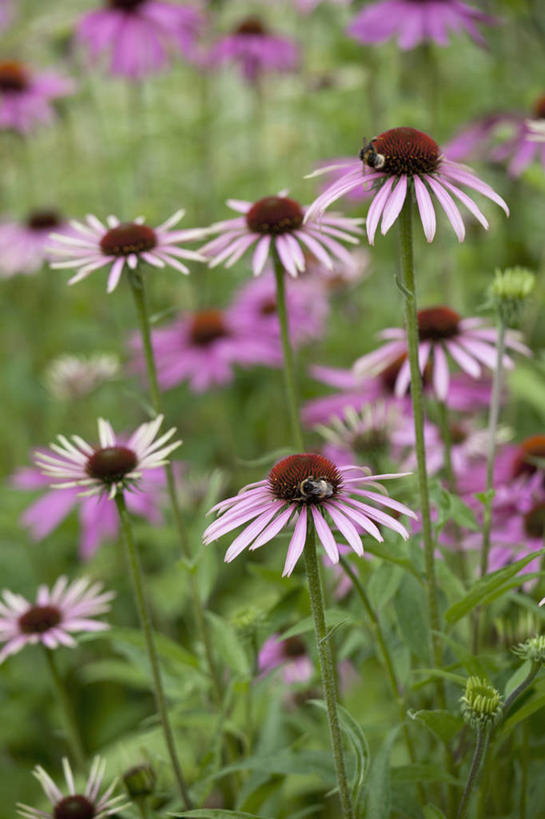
[35,415,181,499]
[76,0,205,80]
[0,210,70,278]
[13,464,165,559]
[130,305,282,393]
[258,634,313,684]
[199,194,363,278]
[0,61,73,134]
[353,306,530,402]
[230,270,329,347]
[347,0,497,51]
[461,435,545,496]
[209,17,299,84]
[48,210,206,293]
[0,576,113,663]
[490,96,545,177]
[203,453,415,577]
[17,757,128,819]
[305,127,509,244]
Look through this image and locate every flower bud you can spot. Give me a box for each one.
[460,676,502,729]
[513,634,545,665]
[489,267,535,325]
[122,764,156,799]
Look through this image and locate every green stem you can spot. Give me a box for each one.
[503,662,540,714]
[128,268,223,706]
[43,647,86,771]
[457,727,490,819]
[305,528,354,819]
[339,557,424,802]
[437,399,456,492]
[115,493,192,809]
[272,252,304,451]
[520,720,529,819]
[398,196,443,694]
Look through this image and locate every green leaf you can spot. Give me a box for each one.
[393,574,430,663]
[368,563,403,611]
[444,550,545,625]
[365,726,400,819]
[172,812,271,819]
[206,750,335,783]
[496,685,545,744]
[205,612,250,676]
[423,806,447,819]
[364,541,423,579]
[310,700,370,803]
[391,764,461,786]
[411,669,468,689]
[106,627,203,672]
[504,659,533,699]
[408,709,465,744]
[430,481,479,531]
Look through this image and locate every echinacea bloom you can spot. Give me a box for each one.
[353,306,530,402]
[490,96,545,177]
[199,194,363,278]
[17,757,128,819]
[44,353,119,400]
[0,576,113,662]
[209,17,299,84]
[35,415,181,499]
[48,211,206,293]
[0,61,73,134]
[130,304,282,393]
[203,453,415,576]
[76,0,205,80]
[258,634,313,683]
[305,127,509,244]
[347,0,497,51]
[0,210,70,278]
[462,435,545,496]
[230,270,328,347]
[12,465,165,559]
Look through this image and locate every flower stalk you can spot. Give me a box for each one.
[397,194,443,688]
[114,492,192,810]
[457,726,490,819]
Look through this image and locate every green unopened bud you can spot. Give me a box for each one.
[461,676,502,729]
[122,764,156,798]
[489,267,535,325]
[513,635,545,664]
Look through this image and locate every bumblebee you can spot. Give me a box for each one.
[359,137,385,170]
[298,477,335,502]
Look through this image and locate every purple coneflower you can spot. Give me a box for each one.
[35,415,181,499]
[199,194,363,278]
[305,127,509,244]
[17,757,128,819]
[0,210,70,278]
[347,0,497,50]
[130,305,282,393]
[209,16,299,84]
[0,61,73,134]
[258,634,313,683]
[76,0,204,80]
[0,576,113,663]
[353,306,529,402]
[491,96,545,177]
[230,270,328,346]
[203,453,415,576]
[44,353,119,400]
[48,211,205,293]
[13,464,165,559]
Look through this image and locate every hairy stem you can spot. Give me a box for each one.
[457,727,490,819]
[305,528,354,819]
[115,493,192,809]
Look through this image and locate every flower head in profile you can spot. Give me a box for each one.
[258,634,313,684]
[204,453,415,576]
[199,194,363,278]
[209,17,299,84]
[347,0,497,51]
[0,210,70,277]
[17,757,128,819]
[0,61,73,134]
[44,353,119,400]
[306,127,509,244]
[49,211,206,293]
[35,415,181,499]
[353,306,530,402]
[0,577,113,663]
[13,463,165,559]
[76,0,205,79]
